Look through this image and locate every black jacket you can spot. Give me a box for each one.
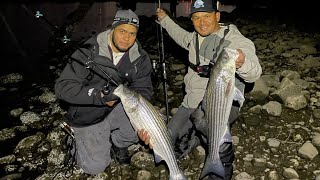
[55,29,153,127]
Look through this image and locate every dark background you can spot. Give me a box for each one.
[0,0,318,129]
[1,0,318,75]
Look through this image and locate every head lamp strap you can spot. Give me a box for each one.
[114,17,139,26]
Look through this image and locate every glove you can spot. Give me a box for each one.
[100,85,119,103]
[190,105,208,137]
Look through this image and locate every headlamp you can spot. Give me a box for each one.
[113,17,139,27]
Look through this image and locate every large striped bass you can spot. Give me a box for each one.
[113,84,187,180]
[200,48,244,179]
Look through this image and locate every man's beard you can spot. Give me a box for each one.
[112,35,130,52]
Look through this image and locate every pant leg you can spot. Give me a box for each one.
[167,105,196,144]
[228,105,240,125]
[108,103,139,148]
[207,105,238,180]
[190,104,239,138]
[70,103,138,175]
[72,119,112,175]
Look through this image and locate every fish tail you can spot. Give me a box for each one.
[199,157,225,179]
[169,171,187,180]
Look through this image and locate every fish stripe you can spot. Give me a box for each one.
[200,48,238,179]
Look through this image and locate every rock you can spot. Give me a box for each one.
[234,172,254,180]
[298,142,319,160]
[262,101,282,116]
[283,167,299,179]
[246,78,269,101]
[131,151,155,170]
[136,170,152,180]
[266,170,280,180]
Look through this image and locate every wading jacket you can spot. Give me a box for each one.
[55,29,153,127]
[159,16,262,109]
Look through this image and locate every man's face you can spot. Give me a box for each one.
[111,24,137,53]
[191,11,220,37]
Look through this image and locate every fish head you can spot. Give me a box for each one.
[215,48,239,82]
[220,48,239,68]
[113,84,139,112]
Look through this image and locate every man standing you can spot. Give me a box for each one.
[138,0,262,179]
[55,9,153,175]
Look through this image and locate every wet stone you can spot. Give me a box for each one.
[267,170,280,180]
[252,158,267,167]
[131,151,155,170]
[0,128,16,141]
[283,167,299,179]
[136,170,152,180]
[0,155,16,165]
[9,108,24,118]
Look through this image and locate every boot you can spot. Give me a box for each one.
[207,142,235,180]
[111,145,131,165]
[60,134,76,167]
[175,128,201,159]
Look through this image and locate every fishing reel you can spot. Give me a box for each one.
[102,83,111,95]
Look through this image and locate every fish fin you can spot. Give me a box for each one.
[190,106,208,136]
[200,157,225,179]
[225,79,233,96]
[153,151,164,163]
[169,171,187,180]
[222,129,232,143]
[233,87,245,107]
[224,47,239,61]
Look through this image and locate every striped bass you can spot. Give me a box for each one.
[200,48,244,179]
[113,84,187,180]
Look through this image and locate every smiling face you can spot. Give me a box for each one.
[191,11,221,37]
[111,24,137,53]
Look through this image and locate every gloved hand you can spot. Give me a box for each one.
[190,105,208,137]
[100,85,119,106]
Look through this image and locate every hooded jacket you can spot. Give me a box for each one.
[55,29,153,127]
[159,16,262,108]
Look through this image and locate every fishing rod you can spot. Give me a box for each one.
[21,4,72,45]
[25,6,120,88]
[156,0,170,123]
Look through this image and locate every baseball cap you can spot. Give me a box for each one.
[112,9,139,29]
[190,0,218,15]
